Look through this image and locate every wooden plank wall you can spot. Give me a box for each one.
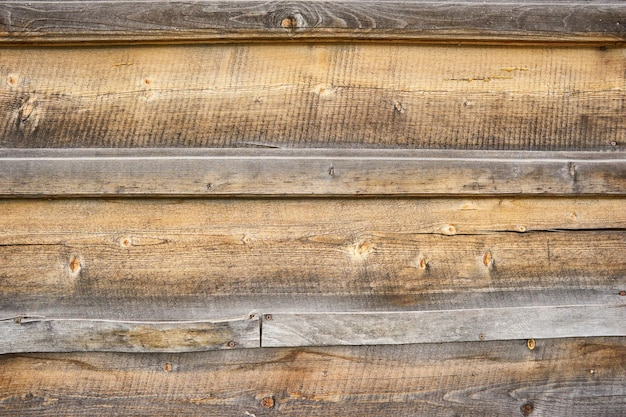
[0,1,625,416]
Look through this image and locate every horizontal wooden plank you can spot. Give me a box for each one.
[1,198,624,312]
[0,1,625,45]
[1,44,624,150]
[5,290,624,323]
[262,304,626,347]
[0,313,260,354]
[1,149,624,196]
[1,338,624,416]
[4,297,622,353]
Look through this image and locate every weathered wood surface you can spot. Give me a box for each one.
[0,313,259,354]
[1,1,625,45]
[4,300,623,354]
[1,198,624,307]
[1,149,625,196]
[262,304,626,347]
[1,44,624,150]
[1,338,624,416]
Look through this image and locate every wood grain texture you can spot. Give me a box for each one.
[262,304,626,347]
[1,198,624,318]
[0,338,624,416]
[1,1,625,45]
[1,149,625,196]
[1,43,624,150]
[0,313,259,354]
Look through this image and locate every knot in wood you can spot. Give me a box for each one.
[520,403,534,416]
[261,396,275,408]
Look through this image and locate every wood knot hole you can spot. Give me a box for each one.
[6,74,18,87]
[393,101,405,113]
[281,16,298,30]
[69,257,81,273]
[261,396,275,408]
[419,258,427,269]
[520,403,534,416]
[482,251,492,267]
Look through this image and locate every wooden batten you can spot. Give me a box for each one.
[0,1,625,45]
[1,149,625,196]
[262,303,626,347]
[0,313,260,354]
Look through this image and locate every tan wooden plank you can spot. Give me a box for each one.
[1,198,624,313]
[0,338,624,416]
[1,149,625,196]
[262,304,626,347]
[0,1,625,45]
[0,313,260,354]
[1,44,624,150]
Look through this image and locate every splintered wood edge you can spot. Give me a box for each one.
[0,312,261,354]
[1,149,624,197]
[0,1,625,45]
[261,303,626,347]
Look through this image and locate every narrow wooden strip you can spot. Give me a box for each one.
[0,313,260,354]
[1,1,625,45]
[1,338,624,416]
[1,149,624,196]
[3,290,624,323]
[2,44,623,150]
[262,304,626,347]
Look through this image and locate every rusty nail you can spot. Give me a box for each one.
[527,339,536,350]
[520,403,534,416]
[265,314,273,321]
[261,396,275,408]
[163,362,172,372]
[619,290,626,296]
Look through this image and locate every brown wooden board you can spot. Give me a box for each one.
[2,198,624,318]
[0,338,624,416]
[1,1,625,45]
[1,149,625,196]
[1,44,624,150]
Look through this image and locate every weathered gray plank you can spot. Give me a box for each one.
[0,313,260,354]
[1,338,624,416]
[1,1,625,45]
[1,149,625,196]
[2,290,624,323]
[262,304,626,347]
